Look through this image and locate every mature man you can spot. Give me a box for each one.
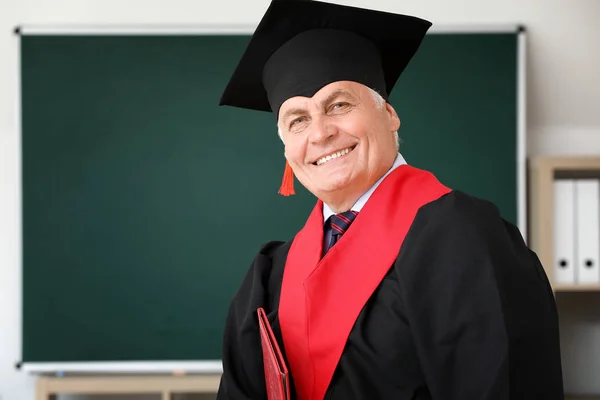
[216,0,564,399]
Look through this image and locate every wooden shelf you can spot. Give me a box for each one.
[554,284,600,292]
[35,374,221,400]
[567,398,600,400]
[529,156,600,292]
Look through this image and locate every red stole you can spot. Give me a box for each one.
[278,165,451,400]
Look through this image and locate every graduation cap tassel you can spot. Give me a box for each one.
[278,160,295,196]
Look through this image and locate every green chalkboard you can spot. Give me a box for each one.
[21,31,520,363]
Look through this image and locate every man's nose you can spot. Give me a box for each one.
[309,117,337,144]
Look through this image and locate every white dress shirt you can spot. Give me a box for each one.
[322,152,407,223]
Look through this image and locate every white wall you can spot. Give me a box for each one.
[1,0,599,399]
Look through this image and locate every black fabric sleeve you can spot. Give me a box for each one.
[398,191,563,400]
[216,241,286,400]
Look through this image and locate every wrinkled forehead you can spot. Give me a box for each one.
[278,81,369,120]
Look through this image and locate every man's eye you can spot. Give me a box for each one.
[289,117,306,129]
[331,102,349,111]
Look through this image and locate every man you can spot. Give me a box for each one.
[216,0,564,399]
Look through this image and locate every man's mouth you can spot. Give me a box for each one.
[313,145,357,166]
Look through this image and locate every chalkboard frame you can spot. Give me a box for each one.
[16,23,527,374]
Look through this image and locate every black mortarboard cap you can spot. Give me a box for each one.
[219,0,432,116]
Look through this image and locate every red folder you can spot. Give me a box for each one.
[257,307,291,400]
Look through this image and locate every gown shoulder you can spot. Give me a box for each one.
[391,189,564,399]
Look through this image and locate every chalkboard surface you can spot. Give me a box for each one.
[21,32,518,363]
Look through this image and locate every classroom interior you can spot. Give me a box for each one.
[1,0,599,399]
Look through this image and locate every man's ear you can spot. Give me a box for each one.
[385,103,400,132]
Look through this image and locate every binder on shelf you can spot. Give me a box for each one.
[575,179,600,284]
[553,179,576,285]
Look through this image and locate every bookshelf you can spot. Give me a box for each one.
[529,156,600,291]
[529,156,600,398]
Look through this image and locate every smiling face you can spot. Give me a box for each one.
[278,81,400,211]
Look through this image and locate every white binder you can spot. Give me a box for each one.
[575,179,600,284]
[554,179,576,284]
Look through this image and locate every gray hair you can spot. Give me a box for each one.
[277,87,400,150]
[370,89,400,151]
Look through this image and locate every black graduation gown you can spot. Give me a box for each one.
[216,190,564,400]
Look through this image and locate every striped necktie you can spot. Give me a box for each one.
[323,210,359,256]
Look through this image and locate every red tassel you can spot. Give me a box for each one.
[278,160,295,196]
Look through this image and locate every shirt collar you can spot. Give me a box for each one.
[323,152,407,223]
